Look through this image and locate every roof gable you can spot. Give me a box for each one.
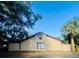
[9,32,62,43]
[20,32,62,42]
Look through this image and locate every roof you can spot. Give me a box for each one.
[36,32,62,42]
[9,32,62,43]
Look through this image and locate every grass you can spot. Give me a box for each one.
[11,51,73,56]
[1,51,79,58]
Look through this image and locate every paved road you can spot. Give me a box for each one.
[0,52,79,58]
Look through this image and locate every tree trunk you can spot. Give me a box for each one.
[71,36,75,52]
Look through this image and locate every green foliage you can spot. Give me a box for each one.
[0,1,41,42]
[61,17,79,45]
[61,17,79,37]
[62,34,71,44]
[75,44,79,51]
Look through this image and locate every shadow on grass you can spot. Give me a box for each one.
[0,51,26,58]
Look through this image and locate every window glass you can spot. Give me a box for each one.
[37,42,45,49]
[39,37,42,40]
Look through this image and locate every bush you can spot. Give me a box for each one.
[75,44,79,52]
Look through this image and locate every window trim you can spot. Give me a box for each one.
[37,42,45,49]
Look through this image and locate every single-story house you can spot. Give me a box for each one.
[9,32,72,52]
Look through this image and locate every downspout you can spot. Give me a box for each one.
[19,43,21,51]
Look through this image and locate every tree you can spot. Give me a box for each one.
[61,17,79,52]
[61,33,71,44]
[0,1,41,50]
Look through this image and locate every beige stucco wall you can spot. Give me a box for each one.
[34,34,47,51]
[62,44,71,52]
[9,43,19,51]
[21,34,47,51]
[20,34,71,52]
[46,36,62,51]
[21,37,35,51]
[9,33,72,52]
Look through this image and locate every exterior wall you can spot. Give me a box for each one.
[20,33,47,51]
[9,43,19,51]
[46,36,62,51]
[62,44,71,52]
[21,37,34,51]
[8,33,72,52]
[34,34,47,51]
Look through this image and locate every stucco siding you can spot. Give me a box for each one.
[46,36,62,51]
[20,36,47,51]
[35,34,47,51]
[62,44,71,52]
[8,33,72,52]
[9,43,19,51]
[28,37,36,51]
[21,39,31,51]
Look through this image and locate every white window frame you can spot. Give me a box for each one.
[37,42,45,49]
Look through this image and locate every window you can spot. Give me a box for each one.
[39,37,42,40]
[37,42,45,49]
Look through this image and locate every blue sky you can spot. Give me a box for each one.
[28,1,79,38]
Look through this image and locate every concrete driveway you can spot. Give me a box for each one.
[0,52,79,58]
